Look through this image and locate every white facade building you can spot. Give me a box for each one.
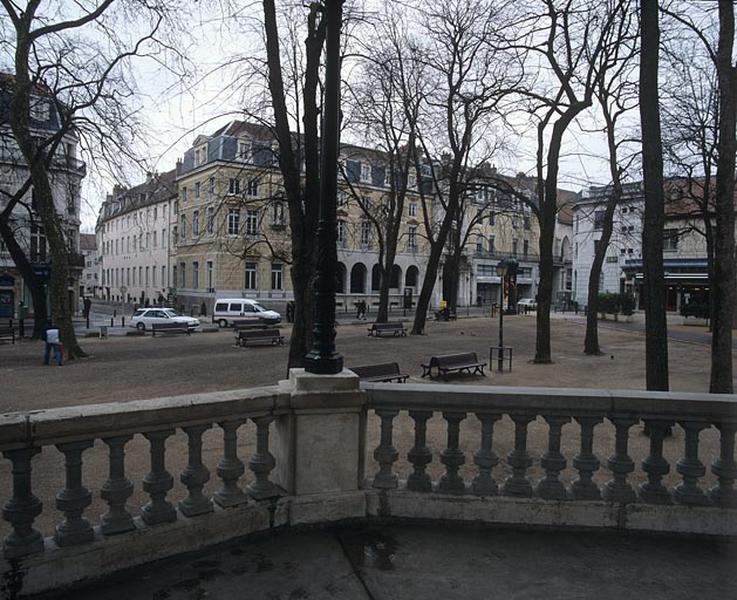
[79,233,98,298]
[0,73,86,319]
[96,170,176,305]
[572,182,645,308]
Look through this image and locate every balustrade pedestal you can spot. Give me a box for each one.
[273,369,366,496]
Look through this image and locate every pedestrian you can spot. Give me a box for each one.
[83,296,91,319]
[43,323,63,366]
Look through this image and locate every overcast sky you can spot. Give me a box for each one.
[78,1,638,232]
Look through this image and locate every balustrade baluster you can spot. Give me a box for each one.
[572,417,602,500]
[54,441,94,547]
[603,417,637,503]
[2,448,44,559]
[674,421,709,506]
[439,412,467,494]
[247,416,280,500]
[537,416,570,500]
[372,409,399,490]
[141,429,177,525]
[179,425,213,516]
[502,414,534,497]
[100,435,135,535]
[407,410,433,492]
[639,420,673,504]
[472,413,500,496]
[709,422,737,508]
[214,419,248,508]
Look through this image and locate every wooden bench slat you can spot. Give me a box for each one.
[350,362,408,383]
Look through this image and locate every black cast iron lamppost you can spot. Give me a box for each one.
[304,0,344,375]
[495,259,507,372]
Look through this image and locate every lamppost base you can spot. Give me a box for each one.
[303,351,344,375]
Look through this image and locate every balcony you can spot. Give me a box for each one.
[473,249,539,262]
[68,252,86,268]
[1,375,735,597]
[0,147,86,176]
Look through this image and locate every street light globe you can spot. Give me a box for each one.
[496,260,507,277]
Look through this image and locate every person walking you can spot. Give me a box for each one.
[43,322,63,366]
[83,296,92,319]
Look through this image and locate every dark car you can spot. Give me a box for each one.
[681,301,709,319]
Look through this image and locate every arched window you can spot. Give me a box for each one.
[390,265,401,288]
[371,264,382,291]
[405,265,419,288]
[350,263,367,293]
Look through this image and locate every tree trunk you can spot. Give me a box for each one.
[710,0,737,393]
[411,238,445,335]
[0,216,48,338]
[639,0,669,391]
[8,34,84,358]
[534,216,554,363]
[376,236,398,323]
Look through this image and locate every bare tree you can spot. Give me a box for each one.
[507,0,629,363]
[0,0,182,357]
[262,0,324,368]
[409,0,520,335]
[583,1,638,355]
[343,11,424,322]
[711,0,736,393]
[639,0,669,390]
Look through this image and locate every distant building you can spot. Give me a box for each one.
[79,233,98,298]
[0,72,86,319]
[572,179,733,311]
[172,121,431,315]
[96,170,176,305]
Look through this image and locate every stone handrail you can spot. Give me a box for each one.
[1,385,287,563]
[363,382,737,507]
[2,374,737,597]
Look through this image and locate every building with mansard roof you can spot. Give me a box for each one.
[0,72,86,319]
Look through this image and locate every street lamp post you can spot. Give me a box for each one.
[304,0,343,375]
[496,260,507,372]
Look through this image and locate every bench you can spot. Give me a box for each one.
[434,310,457,322]
[421,352,487,380]
[367,322,407,337]
[0,326,15,344]
[236,328,285,347]
[232,320,271,331]
[152,323,191,337]
[350,362,408,383]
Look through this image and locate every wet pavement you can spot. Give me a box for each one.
[34,524,737,600]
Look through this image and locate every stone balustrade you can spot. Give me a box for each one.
[2,374,736,597]
[364,383,737,513]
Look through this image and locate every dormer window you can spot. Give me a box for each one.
[195,145,207,166]
[360,163,371,183]
[29,98,50,122]
[238,140,250,161]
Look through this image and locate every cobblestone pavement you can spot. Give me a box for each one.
[39,524,737,600]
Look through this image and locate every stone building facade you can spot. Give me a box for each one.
[0,73,85,319]
[172,121,432,315]
[96,170,176,305]
[571,178,734,311]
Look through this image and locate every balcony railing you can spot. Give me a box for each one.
[1,378,736,596]
[0,147,85,175]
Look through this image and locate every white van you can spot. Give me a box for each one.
[212,298,281,328]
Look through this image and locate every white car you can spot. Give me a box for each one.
[212,298,282,328]
[129,308,200,332]
[517,298,537,311]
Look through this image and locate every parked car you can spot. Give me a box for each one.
[517,298,537,312]
[212,298,282,328]
[129,308,200,332]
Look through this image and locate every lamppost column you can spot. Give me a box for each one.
[304,0,344,375]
